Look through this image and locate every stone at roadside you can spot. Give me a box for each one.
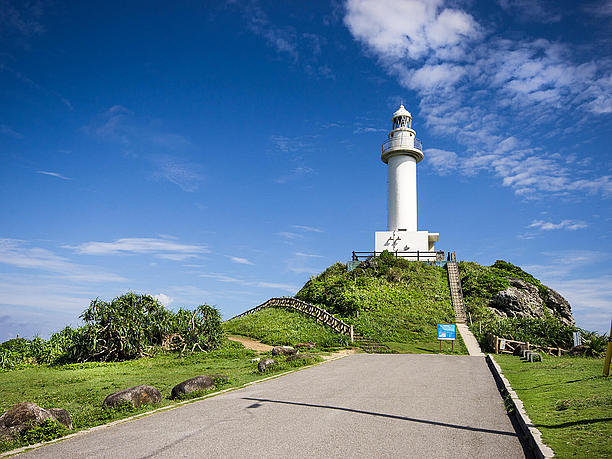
[171,375,227,399]
[251,358,261,363]
[258,358,277,372]
[103,385,162,409]
[295,342,316,349]
[286,354,314,362]
[272,346,298,356]
[0,402,72,441]
[567,345,587,356]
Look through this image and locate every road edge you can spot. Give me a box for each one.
[486,354,554,459]
[0,352,351,458]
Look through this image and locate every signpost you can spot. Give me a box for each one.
[604,319,612,377]
[437,324,456,352]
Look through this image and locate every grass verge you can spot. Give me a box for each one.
[0,340,321,453]
[495,354,612,458]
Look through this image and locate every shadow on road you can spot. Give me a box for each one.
[243,397,519,438]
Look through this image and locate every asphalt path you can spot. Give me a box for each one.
[19,354,529,458]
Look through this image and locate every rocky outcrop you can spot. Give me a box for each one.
[295,342,316,349]
[488,278,574,325]
[103,385,161,409]
[544,287,574,325]
[272,346,298,356]
[171,375,227,399]
[0,402,72,441]
[257,358,277,372]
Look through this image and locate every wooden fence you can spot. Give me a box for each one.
[489,334,566,356]
[227,297,354,341]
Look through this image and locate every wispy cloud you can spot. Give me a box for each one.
[0,124,23,139]
[274,166,314,184]
[528,220,588,231]
[0,239,125,283]
[292,225,323,233]
[0,0,46,37]
[275,231,303,240]
[229,256,254,265]
[344,0,612,198]
[295,251,324,258]
[497,0,564,23]
[36,170,71,180]
[200,272,297,293]
[66,237,209,260]
[151,155,204,192]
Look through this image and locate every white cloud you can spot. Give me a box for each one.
[0,239,125,283]
[200,272,297,293]
[66,237,208,260]
[292,225,323,233]
[343,0,612,198]
[230,256,254,265]
[528,220,588,231]
[152,155,204,192]
[36,170,71,180]
[275,231,303,240]
[426,148,458,175]
[153,293,173,306]
[295,252,324,258]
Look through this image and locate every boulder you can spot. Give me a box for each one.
[257,358,277,372]
[295,342,316,349]
[567,345,587,356]
[0,402,72,441]
[171,375,227,399]
[103,385,161,409]
[272,346,298,356]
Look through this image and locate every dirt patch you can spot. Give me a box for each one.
[227,336,273,352]
[321,349,357,360]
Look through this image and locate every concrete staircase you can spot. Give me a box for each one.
[353,335,390,353]
[446,253,467,324]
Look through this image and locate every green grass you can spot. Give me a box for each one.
[0,340,320,453]
[295,257,468,354]
[495,354,612,458]
[223,308,349,348]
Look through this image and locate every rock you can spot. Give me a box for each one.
[512,344,530,357]
[171,375,227,399]
[286,354,314,362]
[0,402,71,441]
[103,385,162,409]
[489,278,547,320]
[257,358,277,372]
[544,287,574,325]
[272,346,298,356]
[568,345,587,356]
[47,408,72,430]
[295,342,316,349]
[487,277,575,325]
[251,358,261,363]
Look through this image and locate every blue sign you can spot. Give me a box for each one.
[437,324,456,341]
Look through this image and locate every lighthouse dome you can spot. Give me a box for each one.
[392,104,411,119]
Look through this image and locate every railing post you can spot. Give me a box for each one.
[495,336,499,354]
[350,325,354,342]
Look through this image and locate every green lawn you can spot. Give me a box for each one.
[0,341,320,453]
[223,308,350,348]
[495,354,612,458]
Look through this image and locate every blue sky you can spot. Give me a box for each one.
[1,0,611,340]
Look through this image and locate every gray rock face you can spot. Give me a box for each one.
[272,346,298,356]
[258,358,277,372]
[544,287,574,325]
[103,385,162,409]
[487,278,573,325]
[0,402,72,441]
[171,375,227,399]
[295,342,316,349]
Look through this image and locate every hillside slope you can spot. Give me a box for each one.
[295,252,465,353]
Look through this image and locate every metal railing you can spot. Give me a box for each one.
[382,135,423,154]
[351,251,445,261]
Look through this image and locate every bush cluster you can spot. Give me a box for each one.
[0,293,224,370]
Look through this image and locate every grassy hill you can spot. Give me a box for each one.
[226,252,467,354]
[223,308,349,348]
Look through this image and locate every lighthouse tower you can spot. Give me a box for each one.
[374,105,439,258]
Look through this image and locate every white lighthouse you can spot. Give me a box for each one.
[374,105,439,258]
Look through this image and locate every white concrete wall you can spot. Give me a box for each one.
[375,231,431,254]
[387,155,417,231]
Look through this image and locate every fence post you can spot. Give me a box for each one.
[350,325,354,343]
[495,336,499,354]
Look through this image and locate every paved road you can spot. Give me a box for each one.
[19,354,529,458]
